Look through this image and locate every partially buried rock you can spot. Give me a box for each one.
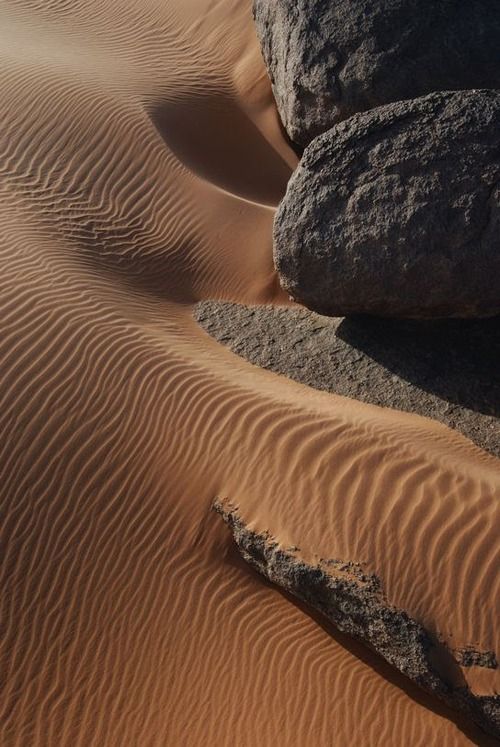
[274,90,500,319]
[253,0,500,147]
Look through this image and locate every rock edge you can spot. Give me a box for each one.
[214,500,500,739]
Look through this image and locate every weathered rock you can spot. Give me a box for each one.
[253,0,500,147]
[214,500,500,740]
[274,90,500,319]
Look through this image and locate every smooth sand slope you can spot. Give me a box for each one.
[0,0,498,744]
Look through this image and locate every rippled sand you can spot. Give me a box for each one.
[0,0,498,744]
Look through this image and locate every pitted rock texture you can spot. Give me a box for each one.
[453,648,498,669]
[253,0,500,147]
[214,501,500,739]
[274,90,500,319]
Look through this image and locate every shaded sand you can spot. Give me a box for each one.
[196,304,500,457]
[0,0,498,745]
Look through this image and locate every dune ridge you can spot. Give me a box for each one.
[0,0,498,744]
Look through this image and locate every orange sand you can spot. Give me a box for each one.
[0,0,498,744]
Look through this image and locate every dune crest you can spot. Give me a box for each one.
[0,0,498,744]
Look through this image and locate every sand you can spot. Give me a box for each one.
[0,0,498,745]
[196,304,499,457]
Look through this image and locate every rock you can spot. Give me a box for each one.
[273,90,500,319]
[214,500,500,740]
[253,0,500,147]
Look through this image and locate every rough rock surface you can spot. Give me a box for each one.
[274,90,500,319]
[214,501,500,740]
[253,0,500,147]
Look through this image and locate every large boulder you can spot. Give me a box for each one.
[274,90,500,319]
[253,0,500,147]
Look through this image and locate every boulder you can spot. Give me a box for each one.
[253,0,500,147]
[274,90,500,319]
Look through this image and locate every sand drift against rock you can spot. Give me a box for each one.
[216,501,500,739]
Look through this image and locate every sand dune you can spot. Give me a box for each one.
[0,0,498,744]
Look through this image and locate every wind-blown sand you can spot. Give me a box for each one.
[196,304,500,457]
[0,0,498,744]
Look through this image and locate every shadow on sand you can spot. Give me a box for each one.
[337,315,500,418]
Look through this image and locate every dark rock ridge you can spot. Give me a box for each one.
[253,0,500,147]
[214,500,500,740]
[274,90,500,319]
[453,648,498,670]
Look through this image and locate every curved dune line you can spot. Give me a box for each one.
[184,319,499,663]
[0,0,498,744]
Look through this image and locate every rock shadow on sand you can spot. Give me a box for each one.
[337,315,500,418]
[151,90,291,206]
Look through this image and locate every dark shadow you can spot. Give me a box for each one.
[150,89,292,206]
[276,113,304,159]
[336,315,500,417]
[223,539,497,746]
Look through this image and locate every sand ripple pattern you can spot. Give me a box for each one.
[0,0,498,745]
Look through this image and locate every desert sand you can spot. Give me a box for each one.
[0,0,498,744]
[196,304,499,457]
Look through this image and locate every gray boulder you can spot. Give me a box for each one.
[274,90,500,319]
[253,0,500,147]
